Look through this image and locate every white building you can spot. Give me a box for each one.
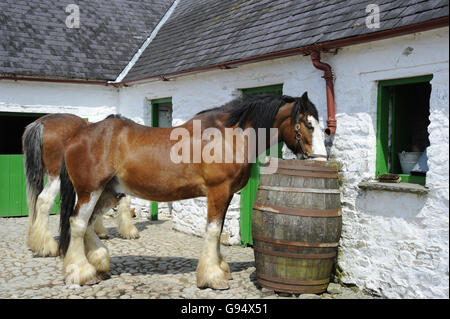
[1,0,448,298]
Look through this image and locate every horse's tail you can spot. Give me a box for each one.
[58,155,76,257]
[22,121,45,226]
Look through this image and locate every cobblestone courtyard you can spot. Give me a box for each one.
[0,215,374,299]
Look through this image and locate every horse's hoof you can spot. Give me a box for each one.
[210,280,230,290]
[96,271,111,280]
[64,262,102,286]
[86,275,103,286]
[97,233,109,239]
[120,226,140,239]
[29,237,59,257]
[34,247,59,258]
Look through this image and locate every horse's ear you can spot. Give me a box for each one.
[301,91,308,101]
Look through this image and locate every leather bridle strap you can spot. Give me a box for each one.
[294,121,328,160]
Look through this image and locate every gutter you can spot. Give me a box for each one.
[0,75,118,87]
[310,51,336,136]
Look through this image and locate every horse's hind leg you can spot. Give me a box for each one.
[94,215,109,239]
[116,196,139,239]
[84,190,121,277]
[63,190,102,286]
[196,186,233,290]
[27,176,60,257]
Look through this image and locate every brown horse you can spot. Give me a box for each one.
[22,114,139,257]
[59,93,327,289]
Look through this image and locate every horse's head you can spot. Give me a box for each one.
[277,92,328,161]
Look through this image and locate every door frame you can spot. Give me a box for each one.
[149,97,173,220]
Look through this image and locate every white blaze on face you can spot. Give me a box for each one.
[308,115,327,161]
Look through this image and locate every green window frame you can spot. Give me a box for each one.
[239,84,283,247]
[149,97,173,220]
[376,75,432,186]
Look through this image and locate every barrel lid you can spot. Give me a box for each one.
[277,159,339,172]
[261,158,339,178]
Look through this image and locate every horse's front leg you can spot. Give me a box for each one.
[197,186,233,290]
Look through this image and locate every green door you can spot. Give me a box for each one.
[239,85,283,246]
[0,112,61,217]
[0,155,28,216]
[150,98,173,220]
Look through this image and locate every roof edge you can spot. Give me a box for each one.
[123,16,449,85]
[112,0,180,83]
[0,75,116,87]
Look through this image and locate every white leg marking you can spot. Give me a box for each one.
[64,190,102,286]
[27,177,60,256]
[196,222,229,289]
[116,196,139,239]
[308,115,328,161]
[94,215,109,239]
[85,220,110,273]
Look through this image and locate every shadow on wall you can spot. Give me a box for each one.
[355,190,426,219]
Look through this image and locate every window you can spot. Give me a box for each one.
[151,97,173,128]
[376,75,432,185]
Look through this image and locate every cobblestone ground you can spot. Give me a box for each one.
[0,215,374,299]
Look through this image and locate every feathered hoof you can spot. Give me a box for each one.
[64,262,101,286]
[96,271,111,281]
[197,278,230,290]
[27,233,59,257]
[196,264,230,290]
[86,247,110,273]
[119,225,140,239]
[220,259,232,280]
[96,232,109,240]
[35,244,59,257]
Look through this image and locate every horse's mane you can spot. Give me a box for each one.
[196,93,318,130]
[104,114,129,121]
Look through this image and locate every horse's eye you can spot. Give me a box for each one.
[306,123,314,131]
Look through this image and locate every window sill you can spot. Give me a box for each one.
[358,181,429,195]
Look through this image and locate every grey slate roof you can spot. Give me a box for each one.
[124,0,449,81]
[0,0,174,80]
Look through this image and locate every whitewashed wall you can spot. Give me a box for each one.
[0,81,118,121]
[118,27,449,298]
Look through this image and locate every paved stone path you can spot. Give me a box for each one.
[0,215,374,299]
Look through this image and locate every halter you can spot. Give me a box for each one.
[294,119,328,160]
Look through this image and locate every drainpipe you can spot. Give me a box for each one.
[310,50,336,136]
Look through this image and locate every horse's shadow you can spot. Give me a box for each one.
[109,255,254,276]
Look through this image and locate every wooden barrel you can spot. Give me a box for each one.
[252,159,341,294]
